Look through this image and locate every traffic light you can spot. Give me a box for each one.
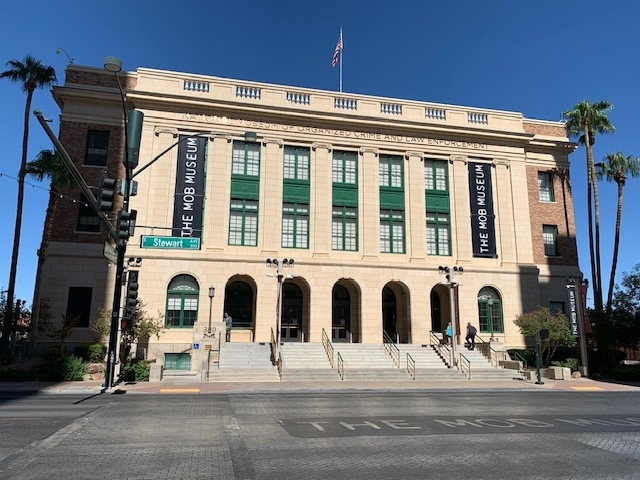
[125,270,139,320]
[115,209,137,241]
[97,177,117,211]
[120,316,133,331]
[126,110,144,169]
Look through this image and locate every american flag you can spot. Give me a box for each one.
[332,30,343,67]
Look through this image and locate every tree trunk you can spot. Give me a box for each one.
[584,123,603,313]
[606,180,624,312]
[0,90,33,358]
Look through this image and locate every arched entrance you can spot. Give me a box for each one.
[382,282,411,343]
[225,280,255,333]
[281,283,303,342]
[332,284,351,343]
[430,288,443,334]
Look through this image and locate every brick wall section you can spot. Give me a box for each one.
[522,121,566,138]
[527,165,578,266]
[64,69,137,90]
[49,121,126,244]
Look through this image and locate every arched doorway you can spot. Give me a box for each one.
[225,281,254,331]
[281,283,303,342]
[332,284,351,343]
[382,286,397,342]
[477,286,503,338]
[430,289,443,334]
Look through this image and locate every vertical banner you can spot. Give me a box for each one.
[468,162,497,257]
[172,135,207,238]
[566,284,579,337]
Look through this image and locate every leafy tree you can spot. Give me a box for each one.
[595,152,640,312]
[514,307,576,366]
[562,100,614,314]
[46,313,80,349]
[24,149,75,357]
[120,301,164,365]
[0,55,57,359]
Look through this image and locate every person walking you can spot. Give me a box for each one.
[224,312,233,342]
[465,322,477,350]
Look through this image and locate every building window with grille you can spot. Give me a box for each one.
[332,151,357,184]
[282,203,309,248]
[76,195,100,233]
[549,301,565,314]
[232,141,260,177]
[229,199,258,246]
[426,212,450,256]
[284,146,309,181]
[379,155,403,188]
[166,275,199,328]
[538,172,554,202]
[478,287,503,334]
[332,206,358,251]
[543,224,558,256]
[85,130,109,166]
[380,209,405,253]
[424,159,448,192]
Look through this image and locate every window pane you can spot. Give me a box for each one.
[85,131,109,166]
[538,172,553,202]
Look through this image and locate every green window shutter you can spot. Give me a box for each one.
[283,181,310,203]
[231,179,260,200]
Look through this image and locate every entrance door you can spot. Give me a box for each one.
[382,286,397,342]
[332,284,351,343]
[281,304,302,341]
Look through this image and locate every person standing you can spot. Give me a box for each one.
[465,322,477,350]
[445,322,453,345]
[224,312,233,342]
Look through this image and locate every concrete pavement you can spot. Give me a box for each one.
[1,375,639,395]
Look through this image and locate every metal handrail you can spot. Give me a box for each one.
[337,352,344,380]
[322,328,335,367]
[277,349,284,378]
[270,327,278,366]
[475,335,499,367]
[407,353,416,380]
[459,353,471,380]
[383,331,400,368]
[430,330,451,368]
[513,351,528,374]
[206,349,211,382]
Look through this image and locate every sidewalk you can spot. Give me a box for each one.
[1,376,639,395]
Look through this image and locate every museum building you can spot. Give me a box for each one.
[34,62,580,369]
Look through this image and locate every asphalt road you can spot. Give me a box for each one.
[0,391,639,479]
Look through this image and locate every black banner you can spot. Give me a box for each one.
[468,162,497,258]
[567,284,579,337]
[172,136,206,238]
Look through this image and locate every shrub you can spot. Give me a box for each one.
[75,343,107,363]
[121,359,150,382]
[551,357,579,372]
[36,349,86,381]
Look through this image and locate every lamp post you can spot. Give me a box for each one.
[438,265,463,368]
[266,258,294,365]
[534,329,544,385]
[206,286,215,336]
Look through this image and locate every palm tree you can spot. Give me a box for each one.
[0,55,57,358]
[24,150,74,356]
[562,100,614,314]
[595,152,640,313]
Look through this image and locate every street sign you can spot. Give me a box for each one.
[103,241,118,263]
[192,343,200,350]
[141,235,201,250]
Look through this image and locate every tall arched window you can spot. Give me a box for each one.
[477,287,503,334]
[166,274,199,328]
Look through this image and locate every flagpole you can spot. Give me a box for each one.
[339,27,343,93]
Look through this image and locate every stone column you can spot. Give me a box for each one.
[405,151,426,262]
[203,135,232,251]
[449,155,472,262]
[311,143,332,257]
[360,147,379,260]
[259,138,284,253]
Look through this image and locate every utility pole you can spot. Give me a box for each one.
[438,265,464,368]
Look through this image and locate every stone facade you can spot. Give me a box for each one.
[35,64,580,368]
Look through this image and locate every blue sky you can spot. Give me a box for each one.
[1,0,639,307]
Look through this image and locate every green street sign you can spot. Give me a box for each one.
[141,235,201,250]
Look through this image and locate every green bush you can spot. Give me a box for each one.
[36,349,86,381]
[0,367,37,381]
[605,365,640,381]
[121,359,150,382]
[551,357,580,372]
[74,343,106,363]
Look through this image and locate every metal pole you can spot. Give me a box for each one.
[105,243,125,389]
[276,263,283,364]
[208,296,213,334]
[449,283,457,367]
[534,332,544,384]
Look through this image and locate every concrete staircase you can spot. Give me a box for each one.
[334,343,410,381]
[207,343,280,382]
[280,343,340,381]
[396,344,465,380]
[458,346,523,381]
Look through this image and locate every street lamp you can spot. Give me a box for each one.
[438,265,463,368]
[266,258,294,365]
[206,286,215,336]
